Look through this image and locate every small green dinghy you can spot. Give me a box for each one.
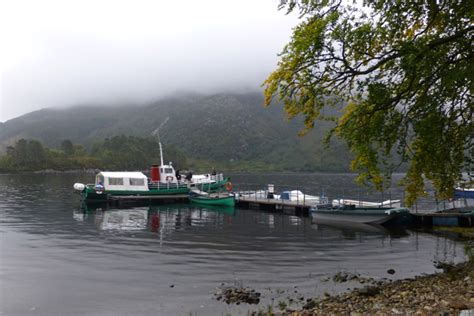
[189,191,235,207]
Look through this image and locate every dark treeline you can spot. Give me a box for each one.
[0,136,187,172]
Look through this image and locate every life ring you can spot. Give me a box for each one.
[225,181,233,192]
[166,176,173,182]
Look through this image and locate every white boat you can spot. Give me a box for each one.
[279,190,326,205]
[235,190,274,200]
[235,188,325,205]
[311,205,410,225]
[332,198,401,208]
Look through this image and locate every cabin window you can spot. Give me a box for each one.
[108,178,124,185]
[96,175,104,185]
[130,178,145,186]
[164,168,173,173]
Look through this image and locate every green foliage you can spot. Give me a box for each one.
[60,139,74,156]
[91,135,187,171]
[0,137,187,173]
[466,242,474,263]
[264,0,473,205]
[0,139,47,171]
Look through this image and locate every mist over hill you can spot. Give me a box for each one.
[0,92,353,171]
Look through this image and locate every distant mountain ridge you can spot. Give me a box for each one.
[0,92,353,171]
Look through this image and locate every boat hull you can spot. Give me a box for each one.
[82,185,190,203]
[311,207,410,225]
[189,196,235,207]
[454,188,474,199]
[80,178,231,203]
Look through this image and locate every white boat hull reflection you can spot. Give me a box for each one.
[100,209,149,231]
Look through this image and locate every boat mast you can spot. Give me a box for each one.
[159,141,164,166]
[152,117,170,167]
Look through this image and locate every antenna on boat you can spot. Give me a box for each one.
[151,117,170,166]
[158,141,164,166]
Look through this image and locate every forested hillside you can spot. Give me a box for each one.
[0,92,353,172]
[0,137,186,173]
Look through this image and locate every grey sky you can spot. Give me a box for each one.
[0,0,298,122]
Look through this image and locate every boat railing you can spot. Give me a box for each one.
[190,173,225,184]
[148,181,188,190]
[234,184,405,209]
[235,189,316,206]
[213,173,224,182]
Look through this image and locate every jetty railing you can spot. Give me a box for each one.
[232,183,406,209]
[234,182,469,213]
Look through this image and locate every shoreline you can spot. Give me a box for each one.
[272,260,474,315]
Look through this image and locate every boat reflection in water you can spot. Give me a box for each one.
[74,203,235,234]
[311,214,410,239]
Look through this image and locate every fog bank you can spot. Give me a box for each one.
[0,0,298,122]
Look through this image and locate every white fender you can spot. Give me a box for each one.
[73,183,86,191]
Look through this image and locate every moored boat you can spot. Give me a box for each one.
[189,195,235,207]
[332,198,401,208]
[189,190,235,207]
[311,204,410,225]
[74,141,231,203]
[454,187,474,199]
[235,188,325,204]
[279,190,325,204]
[74,171,190,203]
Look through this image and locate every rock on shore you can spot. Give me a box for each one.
[283,262,474,315]
[215,286,261,305]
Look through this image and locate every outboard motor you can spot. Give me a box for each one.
[176,169,181,181]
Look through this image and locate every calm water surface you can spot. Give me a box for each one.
[0,173,467,315]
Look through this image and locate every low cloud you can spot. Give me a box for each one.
[0,0,298,122]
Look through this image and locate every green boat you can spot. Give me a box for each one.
[189,193,235,207]
[74,142,231,203]
[74,170,230,203]
[74,171,191,203]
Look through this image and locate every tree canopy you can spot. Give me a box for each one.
[0,137,187,173]
[91,135,187,171]
[264,0,473,204]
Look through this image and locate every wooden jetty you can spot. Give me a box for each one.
[235,192,474,227]
[411,212,474,228]
[236,195,313,215]
[87,188,474,228]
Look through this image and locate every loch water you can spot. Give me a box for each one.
[0,173,468,315]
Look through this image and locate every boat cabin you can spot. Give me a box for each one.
[150,163,178,184]
[159,164,177,183]
[95,172,149,191]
